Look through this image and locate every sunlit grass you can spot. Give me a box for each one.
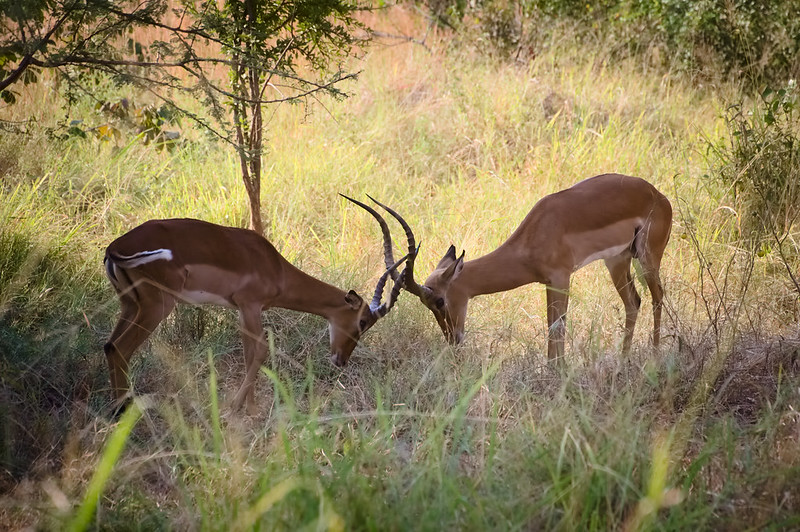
[1,9,799,530]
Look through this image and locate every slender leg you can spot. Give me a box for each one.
[639,259,664,347]
[545,276,570,363]
[104,294,139,406]
[230,304,266,413]
[604,254,641,354]
[105,284,176,413]
[634,206,671,348]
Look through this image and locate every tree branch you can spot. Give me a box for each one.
[0,4,77,92]
[368,30,432,53]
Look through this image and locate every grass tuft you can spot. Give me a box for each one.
[1,8,799,530]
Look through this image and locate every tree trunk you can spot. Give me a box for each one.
[234,130,264,235]
[230,0,265,236]
[246,40,264,235]
[244,164,263,235]
[232,80,263,235]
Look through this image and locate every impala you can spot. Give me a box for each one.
[345,173,672,360]
[103,217,407,414]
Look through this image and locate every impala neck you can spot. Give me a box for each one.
[278,263,349,319]
[456,244,541,297]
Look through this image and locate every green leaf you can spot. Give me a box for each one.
[0,90,16,104]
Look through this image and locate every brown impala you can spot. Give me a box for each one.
[104,218,408,414]
[344,173,672,360]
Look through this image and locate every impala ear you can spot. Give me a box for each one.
[435,245,458,269]
[442,250,465,282]
[344,290,363,310]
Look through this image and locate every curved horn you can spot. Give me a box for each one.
[382,268,406,316]
[340,193,399,281]
[365,195,427,299]
[370,254,409,317]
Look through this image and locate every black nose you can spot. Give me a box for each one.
[331,353,345,367]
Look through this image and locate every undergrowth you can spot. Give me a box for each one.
[1,8,799,531]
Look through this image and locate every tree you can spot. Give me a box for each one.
[0,0,363,234]
[0,1,170,101]
[185,0,361,234]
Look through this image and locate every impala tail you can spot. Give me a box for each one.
[107,248,174,269]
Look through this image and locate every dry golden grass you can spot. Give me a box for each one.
[1,6,799,530]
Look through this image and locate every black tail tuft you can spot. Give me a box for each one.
[104,255,118,284]
[630,226,643,258]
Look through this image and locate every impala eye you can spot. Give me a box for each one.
[435,298,445,309]
[359,319,368,330]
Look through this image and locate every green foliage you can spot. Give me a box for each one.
[714,81,800,237]
[431,0,800,85]
[650,0,800,84]
[0,0,168,91]
[705,80,800,294]
[2,11,800,529]
[64,97,183,148]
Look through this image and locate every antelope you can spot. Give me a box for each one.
[344,173,672,360]
[103,217,408,414]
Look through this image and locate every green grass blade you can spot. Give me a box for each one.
[68,402,142,532]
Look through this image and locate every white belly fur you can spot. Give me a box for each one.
[574,242,631,270]
[180,290,234,307]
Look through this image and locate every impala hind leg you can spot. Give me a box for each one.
[230,304,267,414]
[638,256,665,347]
[634,207,671,348]
[545,277,570,363]
[104,284,176,413]
[105,293,139,407]
[604,254,641,354]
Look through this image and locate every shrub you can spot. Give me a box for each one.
[708,80,800,294]
[715,82,799,236]
[423,0,800,86]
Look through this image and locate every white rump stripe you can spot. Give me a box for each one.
[113,249,174,268]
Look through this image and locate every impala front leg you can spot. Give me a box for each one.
[545,278,570,363]
[231,304,267,414]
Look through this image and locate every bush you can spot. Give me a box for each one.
[425,0,800,86]
[708,80,800,294]
[624,0,800,85]
[714,82,799,236]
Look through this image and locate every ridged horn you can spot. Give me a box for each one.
[340,193,400,281]
[365,195,427,299]
[370,255,409,317]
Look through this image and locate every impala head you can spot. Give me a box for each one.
[341,194,467,345]
[328,258,407,367]
[418,245,468,344]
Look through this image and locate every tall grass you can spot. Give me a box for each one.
[1,8,799,530]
